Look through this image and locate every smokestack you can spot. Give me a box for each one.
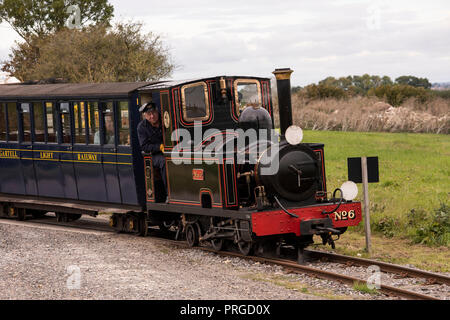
[273,68,294,136]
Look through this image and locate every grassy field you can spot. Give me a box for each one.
[301,130,449,270]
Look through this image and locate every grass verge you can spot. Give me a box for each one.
[302,130,449,270]
[303,130,449,243]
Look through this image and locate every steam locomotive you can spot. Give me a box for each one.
[0,68,362,262]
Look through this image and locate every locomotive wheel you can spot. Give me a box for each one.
[211,239,224,251]
[139,217,148,237]
[186,223,199,247]
[237,241,253,256]
[109,215,116,228]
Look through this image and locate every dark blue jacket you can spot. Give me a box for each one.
[137,119,163,155]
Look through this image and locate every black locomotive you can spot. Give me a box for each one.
[0,68,362,261]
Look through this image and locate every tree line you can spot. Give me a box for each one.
[0,0,174,83]
[292,74,443,106]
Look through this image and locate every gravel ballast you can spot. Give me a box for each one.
[0,222,318,300]
[1,218,445,300]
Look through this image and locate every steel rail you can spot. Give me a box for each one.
[304,249,450,286]
[194,247,440,301]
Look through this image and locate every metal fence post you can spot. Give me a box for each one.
[361,157,372,254]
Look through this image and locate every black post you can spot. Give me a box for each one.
[273,68,294,136]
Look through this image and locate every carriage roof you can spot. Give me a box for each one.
[0,82,158,99]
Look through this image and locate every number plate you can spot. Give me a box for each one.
[334,210,356,221]
[192,169,204,181]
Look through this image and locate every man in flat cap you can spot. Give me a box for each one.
[138,102,167,198]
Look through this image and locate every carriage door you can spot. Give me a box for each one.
[34,102,64,198]
[57,102,78,199]
[72,101,101,202]
[116,100,136,205]
[101,101,121,203]
[73,102,107,202]
[19,103,38,196]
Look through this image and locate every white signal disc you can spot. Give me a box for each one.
[340,181,359,201]
[285,125,303,145]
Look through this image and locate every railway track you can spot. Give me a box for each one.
[304,249,450,286]
[157,240,445,300]
[1,215,447,300]
[197,248,444,300]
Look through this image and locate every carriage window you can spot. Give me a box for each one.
[60,102,71,144]
[7,103,18,142]
[102,102,115,145]
[118,101,130,146]
[88,102,100,145]
[33,102,45,143]
[46,103,57,143]
[21,103,31,143]
[74,102,86,144]
[0,103,5,141]
[181,82,210,121]
[234,80,262,115]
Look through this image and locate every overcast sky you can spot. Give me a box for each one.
[1,0,449,86]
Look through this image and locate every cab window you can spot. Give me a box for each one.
[234,79,262,115]
[181,82,210,122]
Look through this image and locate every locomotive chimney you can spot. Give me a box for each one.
[273,68,294,136]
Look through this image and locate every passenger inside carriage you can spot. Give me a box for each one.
[137,102,167,199]
[94,114,115,145]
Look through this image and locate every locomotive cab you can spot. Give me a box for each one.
[137,76,274,209]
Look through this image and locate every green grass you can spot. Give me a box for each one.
[352,281,379,295]
[302,130,450,244]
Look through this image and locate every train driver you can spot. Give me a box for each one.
[137,103,167,196]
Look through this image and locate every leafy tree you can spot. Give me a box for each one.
[2,22,174,83]
[302,83,348,100]
[368,84,431,106]
[381,75,393,86]
[395,76,431,89]
[318,74,394,95]
[291,86,302,94]
[0,0,114,42]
